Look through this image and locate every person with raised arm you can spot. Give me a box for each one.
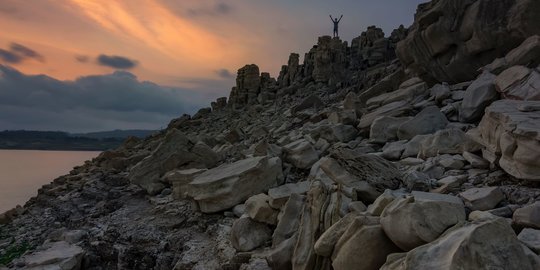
[329,15,343,38]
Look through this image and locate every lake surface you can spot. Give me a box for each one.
[0,150,100,213]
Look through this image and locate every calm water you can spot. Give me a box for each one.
[0,150,100,213]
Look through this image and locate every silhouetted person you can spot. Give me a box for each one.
[330,15,343,38]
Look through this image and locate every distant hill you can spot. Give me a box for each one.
[0,129,156,151]
[72,129,157,140]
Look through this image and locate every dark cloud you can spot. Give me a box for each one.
[215,68,234,79]
[10,43,44,62]
[75,55,90,63]
[187,1,233,17]
[97,54,138,69]
[0,43,44,64]
[0,65,215,132]
[215,2,232,14]
[0,49,21,64]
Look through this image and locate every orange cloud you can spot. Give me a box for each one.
[67,0,245,67]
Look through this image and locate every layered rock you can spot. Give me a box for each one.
[228,65,279,109]
[305,36,348,84]
[397,0,540,83]
[277,53,301,87]
[350,26,396,69]
[129,130,220,194]
[380,192,466,251]
[494,65,540,100]
[186,156,283,213]
[381,217,536,270]
[469,100,540,180]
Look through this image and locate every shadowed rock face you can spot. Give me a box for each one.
[397,0,540,84]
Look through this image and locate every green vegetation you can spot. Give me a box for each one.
[0,242,32,266]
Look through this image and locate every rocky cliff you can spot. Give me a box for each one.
[1,0,540,269]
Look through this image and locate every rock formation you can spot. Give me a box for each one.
[397,0,540,84]
[2,0,540,269]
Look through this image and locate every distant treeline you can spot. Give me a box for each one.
[0,130,156,151]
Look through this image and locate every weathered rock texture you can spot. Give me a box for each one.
[4,0,540,269]
[129,130,219,194]
[381,218,537,270]
[470,100,540,180]
[186,156,283,213]
[397,0,540,83]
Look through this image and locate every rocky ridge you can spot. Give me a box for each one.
[1,0,540,269]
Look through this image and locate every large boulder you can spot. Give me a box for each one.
[418,129,481,158]
[331,217,400,270]
[231,215,272,252]
[459,71,499,123]
[380,192,466,251]
[317,124,358,143]
[21,241,84,270]
[468,100,540,180]
[314,213,359,257]
[370,116,412,144]
[321,149,402,202]
[459,187,505,211]
[514,202,540,229]
[397,106,449,140]
[494,66,540,100]
[245,193,279,225]
[186,156,283,213]
[381,217,537,270]
[165,168,207,199]
[366,81,428,108]
[486,35,540,73]
[129,130,219,195]
[273,193,306,246]
[358,101,413,131]
[283,139,319,169]
[518,228,540,254]
[397,0,540,84]
[268,181,310,209]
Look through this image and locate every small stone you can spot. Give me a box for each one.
[160,188,172,196]
[245,194,279,225]
[518,228,540,254]
[232,204,246,217]
[438,157,465,170]
[460,187,505,211]
[463,152,490,169]
[514,202,540,229]
[399,157,425,166]
[268,181,310,209]
[283,139,319,169]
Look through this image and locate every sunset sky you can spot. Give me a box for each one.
[0,0,424,132]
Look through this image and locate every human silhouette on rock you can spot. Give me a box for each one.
[330,15,343,38]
